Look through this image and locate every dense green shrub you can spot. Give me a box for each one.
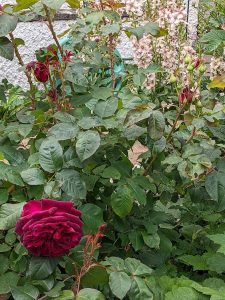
[0,0,225,299]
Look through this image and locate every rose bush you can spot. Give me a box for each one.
[0,0,224,299]
[16,199,83,257]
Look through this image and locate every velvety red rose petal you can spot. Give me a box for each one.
[16,199,83,257]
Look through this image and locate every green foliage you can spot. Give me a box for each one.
[0,0,224,299]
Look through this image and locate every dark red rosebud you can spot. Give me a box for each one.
[0,5,3,11]
[193,58,201,69]
[26,61,49,83]
[34,62,49,83]
[179,87,194,104]
[62,50,74,62]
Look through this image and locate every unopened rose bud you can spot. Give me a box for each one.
[187,64,194,72]
[199,64,206,73]
[184,55,192,64]
[196,100,203,108]
[169,74,177,83]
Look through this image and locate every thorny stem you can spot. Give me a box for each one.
[99,0,116,90]
[166,101,186,142]
[9,32,36,109]
[109,33,116,90]
[186,126,196,144]
[43,5,63,57]
[43,5,75,97]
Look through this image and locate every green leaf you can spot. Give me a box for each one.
[39,138,63,173]
[0,272,19,294]
[76,288,105,300]
[41,0,66,10]
[0,15,18,37]
[111,185,133,218]
[162,155,183,165]
[127,180,146,205]
[94,98,118,118]
[0,244,11,252]
[14,0,38,11]
[208,234,225,255]
[128,231,144,251]
[178,255,208,271]
[142,232,160,249]
[109,272,132,299]
[102,23,120,36]
[125,107,153,127]
[11,284,40,300]
[153,136,166,154]
[56,169,86,199]
[81,266,109,287]
[148,111,165,140]
[101,166,121,180]
[53,290,74,300]
[0,189,9,204]
[0,37,14,60]
[205,169,225,209]
[27,257,59,280]
[81,204,104,234]
[76,131,100,161]
[66,0,80,8]
[165,287,199,300]
[48,123,79,141]
[128,277,153,300]
[21,168,46,185]
[0,203,25,230]
[207,253,225,274]
[92,87,112,100]
[200,30,225,52]
[124,258,152,276]
[0,255,9,274]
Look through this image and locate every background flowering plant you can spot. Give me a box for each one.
[0,0,224,299]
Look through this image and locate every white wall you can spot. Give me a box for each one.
[0,0,197,88]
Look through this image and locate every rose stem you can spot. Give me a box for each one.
[9,32,36,109]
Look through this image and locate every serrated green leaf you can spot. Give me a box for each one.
[27,257,59,280]
[39,138,63,173]
[148,111,165,140]
[111,186,133,218]
[109,272,132,299]
[56,169,86,199]
[0,37,14,60]
[0,15,18,37]
[81,204,104,234]
[11,284,39,300]
[76,131,100,161]
[0,203,25,231]
[76,288,105,300]
[21,168,46,185]
[41,0,66,10]
[48,123,79,141]
[94,98,118,118]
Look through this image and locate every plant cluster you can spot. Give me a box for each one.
[0,0,224,299]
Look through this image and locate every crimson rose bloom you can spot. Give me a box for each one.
[27,61,49,83]
[16,199,83,257]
